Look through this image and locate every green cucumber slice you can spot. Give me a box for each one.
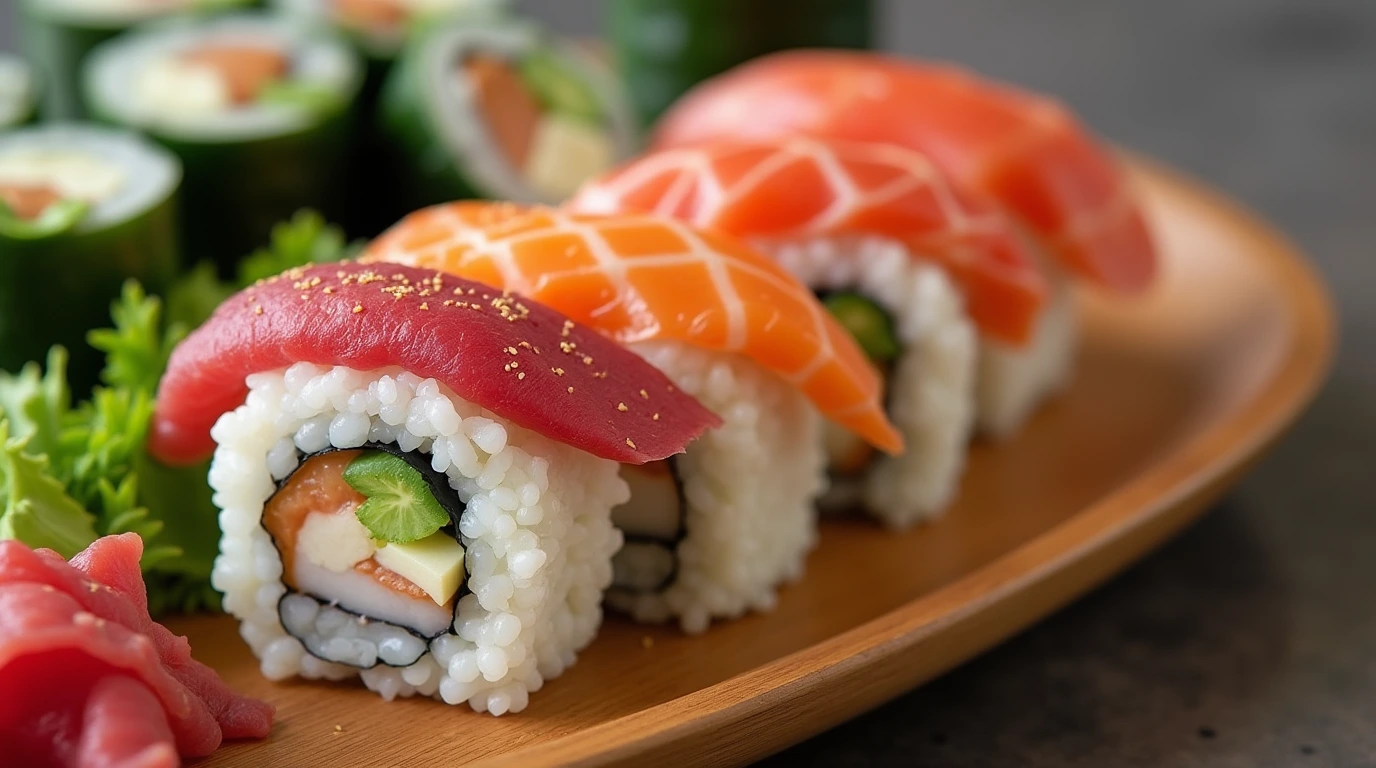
[822,292,902,365]
[343,450,450,544]
[519,47,602,125]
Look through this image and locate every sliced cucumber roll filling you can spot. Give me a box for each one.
[609,458,684,595]
[264,445,468,668]
[818,290,903,478]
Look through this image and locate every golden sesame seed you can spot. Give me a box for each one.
[253,305,263,316]
[582,355,594,365]
[420,302,429,310]
[617,402,628,412]
[567,386,574,394]
[518,341,532,349]
[553,367,565,376]
[639,389,649,399]
[504,363,513,372]
[352,304,364,314]
[626,438,637,449]
[652,413,660,421]
[323,286,335,294]
[506,346,519,355]
[518,372,526,380]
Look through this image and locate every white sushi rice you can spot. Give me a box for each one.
[977,271,1078,437]
[210,363,626,715]
[766,236,978,528]
[609,341,826,634]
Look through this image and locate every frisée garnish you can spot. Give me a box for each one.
[343,450,450,544]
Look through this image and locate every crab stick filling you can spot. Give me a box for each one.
[462,53,615,200]
[136,43,290,116]
[262,451,460,638]
[0,148,124,221]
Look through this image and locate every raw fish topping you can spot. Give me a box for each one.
[149,262,720,466]
[653,50,1156,294]
[568,137,1048,345]
[362,203,904,454]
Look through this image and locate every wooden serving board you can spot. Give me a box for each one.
[173,157,1334,768]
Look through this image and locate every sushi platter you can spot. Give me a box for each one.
[0,2,1331,767]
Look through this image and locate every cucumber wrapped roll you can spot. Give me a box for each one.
[608,0,875,127]
[380,16,637,209]
[0,56,39,129]
[0,124,180,386]
[19,0,255,120]
[83,14,363,275]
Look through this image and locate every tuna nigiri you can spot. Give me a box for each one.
[568,136,1038,525]
[150,262,718,714]
[363,203,903,631]
[654,51,1159,435]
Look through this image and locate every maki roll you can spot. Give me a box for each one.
[0,124,180,385]
[0,55,38,129]
[569,137,1047,527]
[608,0,874,127]
[84,14,363,275]
[363,203,902,632]
[653,51,1158,436]
[19,0,254,120]
[148,262,717,713]
[379,16,637,211]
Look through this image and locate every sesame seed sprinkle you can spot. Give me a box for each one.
[640,389,649,399]
[653,413,660,421]
[626,438,636,449]
[352,304,364,314]
[617,402,628,412]
[567,386,574,393]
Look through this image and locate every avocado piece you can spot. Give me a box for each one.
[374,531,466,606]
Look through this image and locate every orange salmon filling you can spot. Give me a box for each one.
[262,450,430,603]
[334,0,406,29]
[181,45,291,104]
[463,55,542,170]
[0,183,63,220]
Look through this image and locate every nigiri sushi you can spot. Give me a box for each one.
[149,262,718,714]
[568,136,1047,526]
[653,50,1157,435]
[362,203,902,632]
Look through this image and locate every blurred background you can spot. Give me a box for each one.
[1,0,1373,765]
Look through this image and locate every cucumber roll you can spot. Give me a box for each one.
[380,16,637,209]
[0,56,38,129]
[19,0,255,120]
[0,124,180,386]
[607,0,875,127]
[83,14,363,275]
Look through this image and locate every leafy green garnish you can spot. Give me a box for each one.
[520,48,603,125]
[0,347,73,461]
[0,198,89,240]
[0,421,99,558]
[343,451,449,544]
[258,82,347,118]
[88,282,185,394]
[236,210,357,287]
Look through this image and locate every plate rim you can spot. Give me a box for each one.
[476,156,1338,768]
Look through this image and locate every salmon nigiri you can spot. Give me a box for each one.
[568,136,1037,526]
[652,50,1157,295]
[364,202,902,632]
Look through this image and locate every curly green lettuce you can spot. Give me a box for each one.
[0,210,354,615]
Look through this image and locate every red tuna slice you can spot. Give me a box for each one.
[149,262,723,467]
[0,536,274,741]
[0,584,221,758]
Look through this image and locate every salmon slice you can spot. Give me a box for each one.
[569,137,1049,346]
[653,50,1157,294]
[362,203,905,454]
[0,183,62,220]
[181,44,290,105]
[465,55,542,170]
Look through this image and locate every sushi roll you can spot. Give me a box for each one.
[0,55,38,129]
[148,262,718,713]
[569,137,1047,527]
[379,15,637,212]
[18,0,254,120]
[608,0,874,126]
[362,203,902,632]
[653,51,1158,436]
[84,14,364,275]
[0,124,180,386]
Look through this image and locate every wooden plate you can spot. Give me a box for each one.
[175,157,1334,767]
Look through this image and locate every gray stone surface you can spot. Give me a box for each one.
[1,1,1372,765]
